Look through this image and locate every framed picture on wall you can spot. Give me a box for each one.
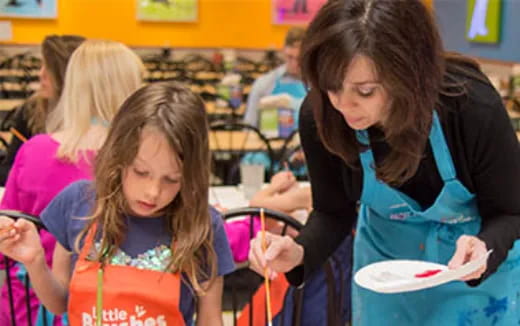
[137,0,197,22]
[272,0,327,25]
[466,0,501,43]
[0,0,57,19]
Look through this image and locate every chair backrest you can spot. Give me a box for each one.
[209,121,275,185]
[221,207,348,326]
[0,210,50,326]
[0,54,39,100]
[275,130,308,181]
[222,207,303,326]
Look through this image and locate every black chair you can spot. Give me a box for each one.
[274,130,308,181]
[0,210,49,326]
[222,207,303,326]
[209,121,275,185]
[222,207,349,326]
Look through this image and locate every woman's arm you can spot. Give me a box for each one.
[285,97,358,285]
[196,277,224,326]
[459,81,520,283]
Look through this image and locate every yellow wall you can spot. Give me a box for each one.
[2,0,434,49]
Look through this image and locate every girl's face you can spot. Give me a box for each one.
[122,128,182,218]
[38,63,55,99]
[327,55,391,130]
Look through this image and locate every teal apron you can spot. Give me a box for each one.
[352,112,520,325]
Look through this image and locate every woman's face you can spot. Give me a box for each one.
[38,63,55,99]
[327,55,391,130]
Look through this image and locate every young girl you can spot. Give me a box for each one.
[0,39,144,326]
[0,81,235,326]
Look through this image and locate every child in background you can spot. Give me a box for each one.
[0,82,235,326]
[0,39,144,326]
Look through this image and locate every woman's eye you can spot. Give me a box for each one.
[357,87,376,97]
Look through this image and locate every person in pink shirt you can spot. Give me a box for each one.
[0,39,144,326]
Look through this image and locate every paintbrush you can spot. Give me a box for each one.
[260,208,273,326]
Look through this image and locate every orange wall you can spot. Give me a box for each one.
[2,0,291,49]
[2,0,434,49]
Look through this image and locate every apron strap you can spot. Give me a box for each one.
[356,130,377,204]
[428,111,457,182]
[77,223,98,262]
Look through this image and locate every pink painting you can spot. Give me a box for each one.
[273,0,327,25]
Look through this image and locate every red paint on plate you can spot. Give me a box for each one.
[415,269,442,278]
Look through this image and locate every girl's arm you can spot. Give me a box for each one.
[196,276,224,326]
[0,217,70,314]
[250,186,311,215]
[27,241,71,314]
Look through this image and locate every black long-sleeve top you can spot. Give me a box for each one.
[0,102,33,186]
[287,73,520,287]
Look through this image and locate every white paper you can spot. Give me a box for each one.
[0,21,12,41]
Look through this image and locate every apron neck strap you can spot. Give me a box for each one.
[428,111,457,181]
[356,111,457,182]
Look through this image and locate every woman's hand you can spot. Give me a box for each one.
[448,235,488,281]
[249,231,304,279]
[0,216,44,267]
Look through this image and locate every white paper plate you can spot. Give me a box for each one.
[354,250,492,294]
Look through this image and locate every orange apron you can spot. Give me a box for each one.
[67,225,186,326]
[237,275,290,326]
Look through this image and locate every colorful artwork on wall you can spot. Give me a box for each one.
[272,0,327,25]
[0,0,57,19]
[466,0,501,43]
[137,0,197,22]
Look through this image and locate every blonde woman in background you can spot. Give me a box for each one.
[0,39,144,326]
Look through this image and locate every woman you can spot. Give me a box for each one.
[249,0,520,325]
[0,35,86,185]
[0,39,144,326]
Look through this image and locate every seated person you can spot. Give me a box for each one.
[243,27,307,129]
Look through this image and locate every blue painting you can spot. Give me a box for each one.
[0,0,57,19]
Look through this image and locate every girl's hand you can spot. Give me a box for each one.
[448,235,488,281]
[248,231,304,279]
[270,171,296,193]
[0,216,44,267]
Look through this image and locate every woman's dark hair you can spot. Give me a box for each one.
[26,34,85,134]
[300,0,483,186]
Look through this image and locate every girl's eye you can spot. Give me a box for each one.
[133,168,148,177]
[163,177,180,185]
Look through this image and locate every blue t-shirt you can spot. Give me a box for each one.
[41,180,235,325]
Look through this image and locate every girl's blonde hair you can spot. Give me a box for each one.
[76,81,216,294]
[47,39,144,161]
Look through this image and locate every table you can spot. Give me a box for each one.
[0,99,23,111]
[209,130,285,152]
[209,183,310,223]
